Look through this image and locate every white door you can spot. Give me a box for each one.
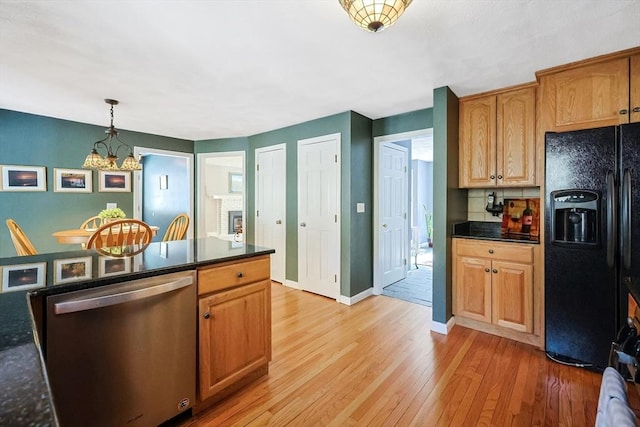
[255,144,286,284]
[298,133,340,300]
[379,142,408,287]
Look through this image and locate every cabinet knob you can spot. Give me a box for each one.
[490,175,496,180]
[633,107,640,113]
[488,249,494,254]
[237,272,243,278]
[492,269,498,274]
[484,268,490,273]
[203,312,211,319]
[497,175,503,180]
[620,109,629,115]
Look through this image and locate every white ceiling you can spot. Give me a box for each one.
[1,1,639,141]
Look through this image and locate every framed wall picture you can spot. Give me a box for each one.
[54,256,92,284]
[99,256,131,277]
[99,170,131,192]
[1,262,46,292]
[54,168,92,193]
[0,165,46,192]
[228,172,242,193]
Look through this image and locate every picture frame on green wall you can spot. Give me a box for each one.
[228,172,242,193]
[0,164,46,192]
[54,168,92,193]
[99,170,131,192]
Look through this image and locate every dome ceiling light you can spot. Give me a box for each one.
[338,0,413,33]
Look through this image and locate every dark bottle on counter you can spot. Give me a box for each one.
[521,200,533,233]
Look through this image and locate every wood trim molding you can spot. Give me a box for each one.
[535,46,640,79]
[458,81,539,102]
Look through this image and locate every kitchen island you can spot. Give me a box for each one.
[0,237,274,426]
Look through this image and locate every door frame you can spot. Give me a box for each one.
[297,132,341,301]
[196,151,246,239]
[254,143,287,284]
[373,129,430,295]
[133,147,194,239]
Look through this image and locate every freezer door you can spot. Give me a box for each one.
[619,123,640,297]
[544,127,617,368]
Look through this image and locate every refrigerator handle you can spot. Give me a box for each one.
[606,170,616,269]
[622,168,632,270]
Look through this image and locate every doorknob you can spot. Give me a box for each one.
[275,220,282,224]
[300,222,306,227]
[382,224,388,228]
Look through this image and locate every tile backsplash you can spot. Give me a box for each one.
[467,187,541,222]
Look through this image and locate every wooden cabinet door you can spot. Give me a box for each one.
[630,54,640,123]
[546,57,629,131]
[491,260,533,333]
[455,256,492,323]
[198,280,271,401]
[459,96,496,187]
[496,87,536,186]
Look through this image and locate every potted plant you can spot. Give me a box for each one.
[423,205,433,248]
[98,207,126,224]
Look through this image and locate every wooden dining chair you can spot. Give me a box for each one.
[80,215,103,230]
[162,213,189,241]
[86,219,152,255]
[79,215,104,249]
[5,219,38,256]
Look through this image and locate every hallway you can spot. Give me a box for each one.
[382,247,432,306]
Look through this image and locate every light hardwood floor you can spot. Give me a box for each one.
[186,282,638,426]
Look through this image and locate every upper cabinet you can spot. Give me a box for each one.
[459,85,536,188]
[631,54,640,123]
[537,50,640,132]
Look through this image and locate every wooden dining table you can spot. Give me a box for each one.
[52,226,159,245]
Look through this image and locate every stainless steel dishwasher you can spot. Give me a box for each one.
[45,270,196,427]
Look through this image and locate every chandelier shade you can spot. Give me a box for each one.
[338,0,413,32]
[82,99,141,171]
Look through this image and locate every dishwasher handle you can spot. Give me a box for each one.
[54,276,193,315]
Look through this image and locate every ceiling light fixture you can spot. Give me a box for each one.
[338,0,413,32]
[82,99,141,171]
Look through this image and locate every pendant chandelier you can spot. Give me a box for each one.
[338,0,413,32]
[82,99,142,171]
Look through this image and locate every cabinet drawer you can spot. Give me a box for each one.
[198,256,270,296]
[455,239,533,264]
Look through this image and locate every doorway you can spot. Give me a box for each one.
[197,152,245,241]
[374,129,433,306]
[133,147,194,241]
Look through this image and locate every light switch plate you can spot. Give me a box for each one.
[356,203,365,213]
[106,203,117,209]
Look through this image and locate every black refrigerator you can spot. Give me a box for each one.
[545,122,640,370]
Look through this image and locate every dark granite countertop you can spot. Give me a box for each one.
[452,221,540,244]
[0,237,274,426]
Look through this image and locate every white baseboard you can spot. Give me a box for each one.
[431,316,456,335]
[338,287,374,306]
[284,279,300,290]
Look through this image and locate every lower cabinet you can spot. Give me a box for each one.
[197,255,271,404]
[453,238,537,341]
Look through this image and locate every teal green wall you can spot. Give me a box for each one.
[348,112,374,296]
[432,87,467,324]
[196,112,371,295]
[372,109,433,137]
[0,109,193,256]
